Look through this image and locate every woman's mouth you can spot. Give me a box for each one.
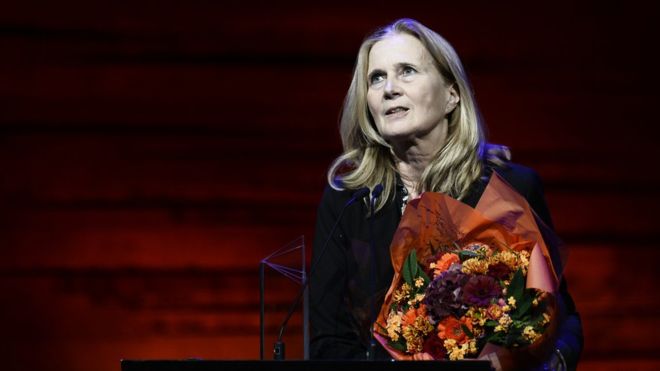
[385,107,410,117]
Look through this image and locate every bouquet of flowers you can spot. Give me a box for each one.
[374,173,563,365]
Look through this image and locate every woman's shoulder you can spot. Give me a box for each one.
[491,162,544,196]
[319,183,353,203]
[489,162,554,227]
[317,183,367,216]
[482,144,543,196]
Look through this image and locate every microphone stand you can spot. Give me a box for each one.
[273,187,371,360]
[367,184,383,360]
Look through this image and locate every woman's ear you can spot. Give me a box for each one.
[446,84,460,114]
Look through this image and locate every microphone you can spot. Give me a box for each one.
[371,184,384,200]
[273,186,371,360]
[367,183,384,360]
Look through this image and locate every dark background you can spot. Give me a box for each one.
[1,1,659,370]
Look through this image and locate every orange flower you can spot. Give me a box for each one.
[402,306,427,326]
[437,316,473,344]
[486,303,503,320]
[434,253,460,277]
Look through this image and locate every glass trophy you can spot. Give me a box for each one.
[259,235,308,360]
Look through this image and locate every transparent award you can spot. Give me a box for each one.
[259,235,308,360]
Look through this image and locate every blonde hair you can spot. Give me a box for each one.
[328,18,486,212]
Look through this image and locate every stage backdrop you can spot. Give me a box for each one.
[1,1,659,370]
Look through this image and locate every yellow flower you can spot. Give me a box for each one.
[507,296,516,308]
[478,244,492,256]
[519,250,530,274]
[498,251,518,269]
[414,277,425,288]
[393,283,412,303]
[498,314,512,329]
[466,307,487,326]
[386,311,403,342]
[523,325,541,343]
[413,315,434,335]
[542,313,551,325]
[461,258,488,274]
[399,312,434,354]
[443,339,457,353]
[402,325,424,353]
[445,339,468,360]
[407,293,426,306]
[468,339,478,354]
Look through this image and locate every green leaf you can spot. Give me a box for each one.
[459,250,479,261]
[376,321,388,333]
[485,320,499,327]
[409,251,419,278]
[504,327,519,347]
[529,311,543,324]
[487,332,505,345]
[390,340,406,352]
[510,287,536,321]
[402,251,416,286]
[517,289,534,315]
[535,296,548,313]
[418,266,430,290]
[507,268,525,302]
[461,324,475,338]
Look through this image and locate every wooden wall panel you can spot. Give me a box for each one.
[1,1,659,371]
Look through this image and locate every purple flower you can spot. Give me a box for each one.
[462,275,501,307]
[488,262,512,281]
[424,270,469,320]
[423,333,446,359]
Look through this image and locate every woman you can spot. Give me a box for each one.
[310,18,582,370]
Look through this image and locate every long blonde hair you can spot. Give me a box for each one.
[328,18,487,212]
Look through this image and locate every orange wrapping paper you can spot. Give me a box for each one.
[374,173,560,365]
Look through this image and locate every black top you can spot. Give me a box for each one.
[309,163,583,369]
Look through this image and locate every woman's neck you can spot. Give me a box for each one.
[389,121,448,199]
[392,140,439,200]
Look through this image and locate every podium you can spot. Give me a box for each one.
[121,360,494,371]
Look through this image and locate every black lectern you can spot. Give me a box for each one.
[121,360,494,371]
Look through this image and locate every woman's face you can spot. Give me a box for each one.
[366,33,458,145]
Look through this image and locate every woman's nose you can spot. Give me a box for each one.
[384,79,401,99]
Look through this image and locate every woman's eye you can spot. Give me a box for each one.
[402,66,416,76]
[370,73,385,85]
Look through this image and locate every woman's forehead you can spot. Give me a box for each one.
[368,34,432,70]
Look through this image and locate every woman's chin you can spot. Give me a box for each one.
[380,129,417,143]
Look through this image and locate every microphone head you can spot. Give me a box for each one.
[353,187,370,199]
[345,187,370,206]
[371,184,384,198]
